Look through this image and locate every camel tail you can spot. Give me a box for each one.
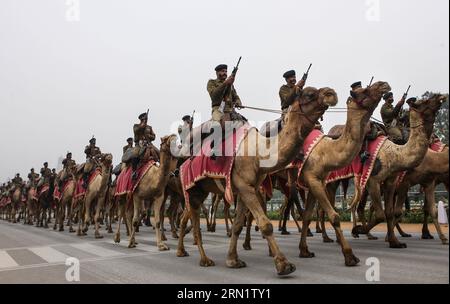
[347,177,361,212]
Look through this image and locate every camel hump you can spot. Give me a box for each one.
[327,125,345,139]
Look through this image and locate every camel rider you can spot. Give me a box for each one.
[208,64,245,123]
[130,112,160,180]
[37,162,51,188]
[57,152,76,190]
[279,70,306,115]
[82,137,102,189]
[381,91,407,144]
[123,137,134,155]
[27,168,39,188]
[178,115,192,145]
[11,173,23,191]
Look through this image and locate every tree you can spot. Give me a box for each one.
[422,91,449,145]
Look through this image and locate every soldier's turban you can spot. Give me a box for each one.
[89,138,96,144]
[283,70,296,79]
[407,97,417,104]
[138,113,148,120]
[215,64,227,72]
[182,115,191,122]
[127,137,133,142]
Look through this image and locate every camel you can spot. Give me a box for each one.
[53,167,76,232]
[24,186,39,225]
[394,145,449,244]
[114,135,179,250]
[351,94,447,248]
[10,187,22,223]
[176,86,338,276]
[76,153,113,238]
[294,81,390,266]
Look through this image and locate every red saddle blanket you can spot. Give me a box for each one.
[38,184,50,197]
[53,180,73,201]
[114,161,156,196]
[29,188,38,201]
[180,124,251,206]
[74,170,101,200]
[395,139,448,187]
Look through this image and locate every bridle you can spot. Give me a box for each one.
[288,92,331,126]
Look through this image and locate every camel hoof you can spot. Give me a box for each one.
[200,258,215,267]
[281,230,291,235]
[158,243,170,251]
[128,242,136,248]
[367,234,378,240]
[226,259,246,269]
[113,234,120,243]
[389,241,407,249]
[400,233,412,238]
[307,229,314,237]
[177,249,189,257]
[59,227,64,232]
[323,237,334,243]
[441,239,449,245]
[299,249,315,258]
[276,262,296,276]
[69,228,75,233]
[53,225,57,230]
[352,225,366,236]
[421,233,434,240]
[172,233,179,239]
[95,234,104,239]
[161,234,167,241]
[226,231,232,238]
[255,226,259,232]
[242,243,252,251]
[107,229,113,234]
[344,253,360,266]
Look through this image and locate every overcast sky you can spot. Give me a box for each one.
[0,0,448,179]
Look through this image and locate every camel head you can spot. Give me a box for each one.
[160,134,179,159]
[408,93,447,122]
[98,153,113,167]
[349,81,391,111]
[295,87,338,118]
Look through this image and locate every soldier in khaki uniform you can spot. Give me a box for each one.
[207,64,243,123]
[58,152,76,190]
[27,168,39,188]
[37,162,51,188]
[380,92,407,144]
[12,173,23,191]
[129,112,160,180]
[82,138,102,188]
[279,70,306,114]
[123,137,134,155]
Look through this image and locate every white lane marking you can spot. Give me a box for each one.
[28,246,70,263]
[0,250,19,269]
[71,243,125,257]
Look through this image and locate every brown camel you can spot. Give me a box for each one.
[176,86,338,276]
[394,145,449,244]
[296,81,390,266]
[24,186,39,225]
[53,167,76,232]
[114,135,179,250]
[10,187,22,223]
[76,153,113,238]
[351,94,447,248]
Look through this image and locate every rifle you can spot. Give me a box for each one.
[190,110,195,131]
[368,76,374,87]
[403,85,411,99]
[302,63,312,81]
[231,56,242,77]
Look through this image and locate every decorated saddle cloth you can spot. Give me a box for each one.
[286,129,387,192]
[395,138,448,187]
[38,184,50,198]
[180,123,252,206]
[74,169,101,200]
[114,160,156,197]
[53,179,73,201]
[29,187,38,201]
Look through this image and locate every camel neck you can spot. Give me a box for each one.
[396,110,434,170]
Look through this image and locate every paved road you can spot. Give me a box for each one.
[0,219,448,284]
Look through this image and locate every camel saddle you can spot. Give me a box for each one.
[327,121,387,140]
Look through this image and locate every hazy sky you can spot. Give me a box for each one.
[0,0,448,179]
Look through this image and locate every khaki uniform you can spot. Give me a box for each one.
[123,144,133,155]
[132,123,159,162]
[84,145,102,173]
[279,84,300,112]
[27,172,39,187]
[381,101,404,143]
[62,158,76,170]
[207,79,242,121]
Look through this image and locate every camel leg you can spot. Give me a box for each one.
[114,198,125,243]
[210,195,220,232]
[422,182,448,244]
[200,203,210,232]
[224,203,232,237]
[281,197,293,235]
[94,196,104,239]
[306,176,359,266]
[127,195,142,248]
[299,191,316,258]
[384,178,407,248]
[242,211,253,250]
[176,208,191,257]
[278,198,287,231]
[353,180,385,236]
[393,181,412,238]
[153,195,169,251]
[232,179,295,275]
[315,208,322,233]
[168,197,179,239]
[226,196,249,267]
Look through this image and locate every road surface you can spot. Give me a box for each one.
[0,219,448,284]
